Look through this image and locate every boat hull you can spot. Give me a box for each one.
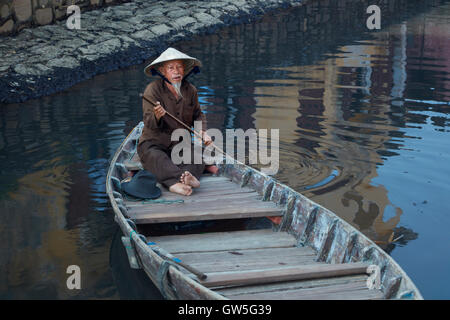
[106,122,423,300]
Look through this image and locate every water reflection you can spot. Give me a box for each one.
[177,0,450,248]
[175,0,450,298]
[0,0,449,299]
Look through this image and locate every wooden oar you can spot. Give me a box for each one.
[140,93,231,161]
[147,241,207,280]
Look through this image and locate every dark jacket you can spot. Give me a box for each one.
[139,78,207,149]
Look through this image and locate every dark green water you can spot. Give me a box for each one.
[1,0,449,299]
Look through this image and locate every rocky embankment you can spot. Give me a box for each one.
[0,0,303,104]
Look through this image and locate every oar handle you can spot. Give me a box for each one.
[174,260,208,281]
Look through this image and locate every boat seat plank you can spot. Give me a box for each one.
[226,280,384,300]
[127,202,282,224]
[124,176,282,224]
[125,190,260,207]
[148,229,297,254]
[199,263,369,288]
[175,247,321,274]
[217,274,369,297]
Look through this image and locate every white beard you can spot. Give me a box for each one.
[172,81,183,99]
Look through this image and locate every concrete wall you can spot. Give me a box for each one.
[0,0,130,36]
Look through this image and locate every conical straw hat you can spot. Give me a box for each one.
[144,47,202,77]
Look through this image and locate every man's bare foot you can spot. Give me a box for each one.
[180,171,200,188]
[169,182,192,196]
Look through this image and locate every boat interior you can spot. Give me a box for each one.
[118,153,385,300]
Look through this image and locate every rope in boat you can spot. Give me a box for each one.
[122,193,184,204]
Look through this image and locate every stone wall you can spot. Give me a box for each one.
[0,0,130,35]
[1,0,305,103]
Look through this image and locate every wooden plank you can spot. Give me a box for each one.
[153,189,257,203]
[198,176,233,183]
[127,195,283,223]
[175,247,320,273]
[123,172,271,223]
[194,181,253,191]
[148,229,297,254]
[156,183,257,200]
[125,193,262,210]
[125,190,260,207]
[217,274,369,297]
[199,263,369,288]
[129,205,282,224]
[228,281,383,300]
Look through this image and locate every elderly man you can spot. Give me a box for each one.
[137,48,212,196]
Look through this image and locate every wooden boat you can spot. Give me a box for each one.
[106,122,423,300]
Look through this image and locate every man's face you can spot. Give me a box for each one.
[161,60,185,83]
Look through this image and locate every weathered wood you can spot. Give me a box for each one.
[384,276,403,299]
[262,179,275,201]
[107,122,424,300]
[298,206,319,245]
[127,200,283,224]
[175,247,319,273]
[316,219,339,262]
[156,187,257,202]
[278,195,297,231]
[326,221,350,264]
[342,232,359,263]
[184,255,322,274]
[217,274,369,297]
[167,267,228,300]
[133,230,224,300]
[227,281,383,300]
[148,229,297,254]
[125,179,282,223]
[199,263,369,288]
[125,191,261,207]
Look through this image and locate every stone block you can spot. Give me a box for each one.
[13,0,32,22]
[209,9,222,19]
[193,12,222,26]
[1,4,10,20]
[30,45,61,60]
[90,0,103,6]
[0,19,14,34]
[35,7,53,26]
[150,24,171,36]
[129,29,155,42]
[47,56,80,69]
[14,63,51,76]
[171,16,196,30]
[54,8,66,20]
[167,9,186,19]
[223,5,239,15]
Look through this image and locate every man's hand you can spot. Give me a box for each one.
[154,101,166,121]
[201,130,213,146]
